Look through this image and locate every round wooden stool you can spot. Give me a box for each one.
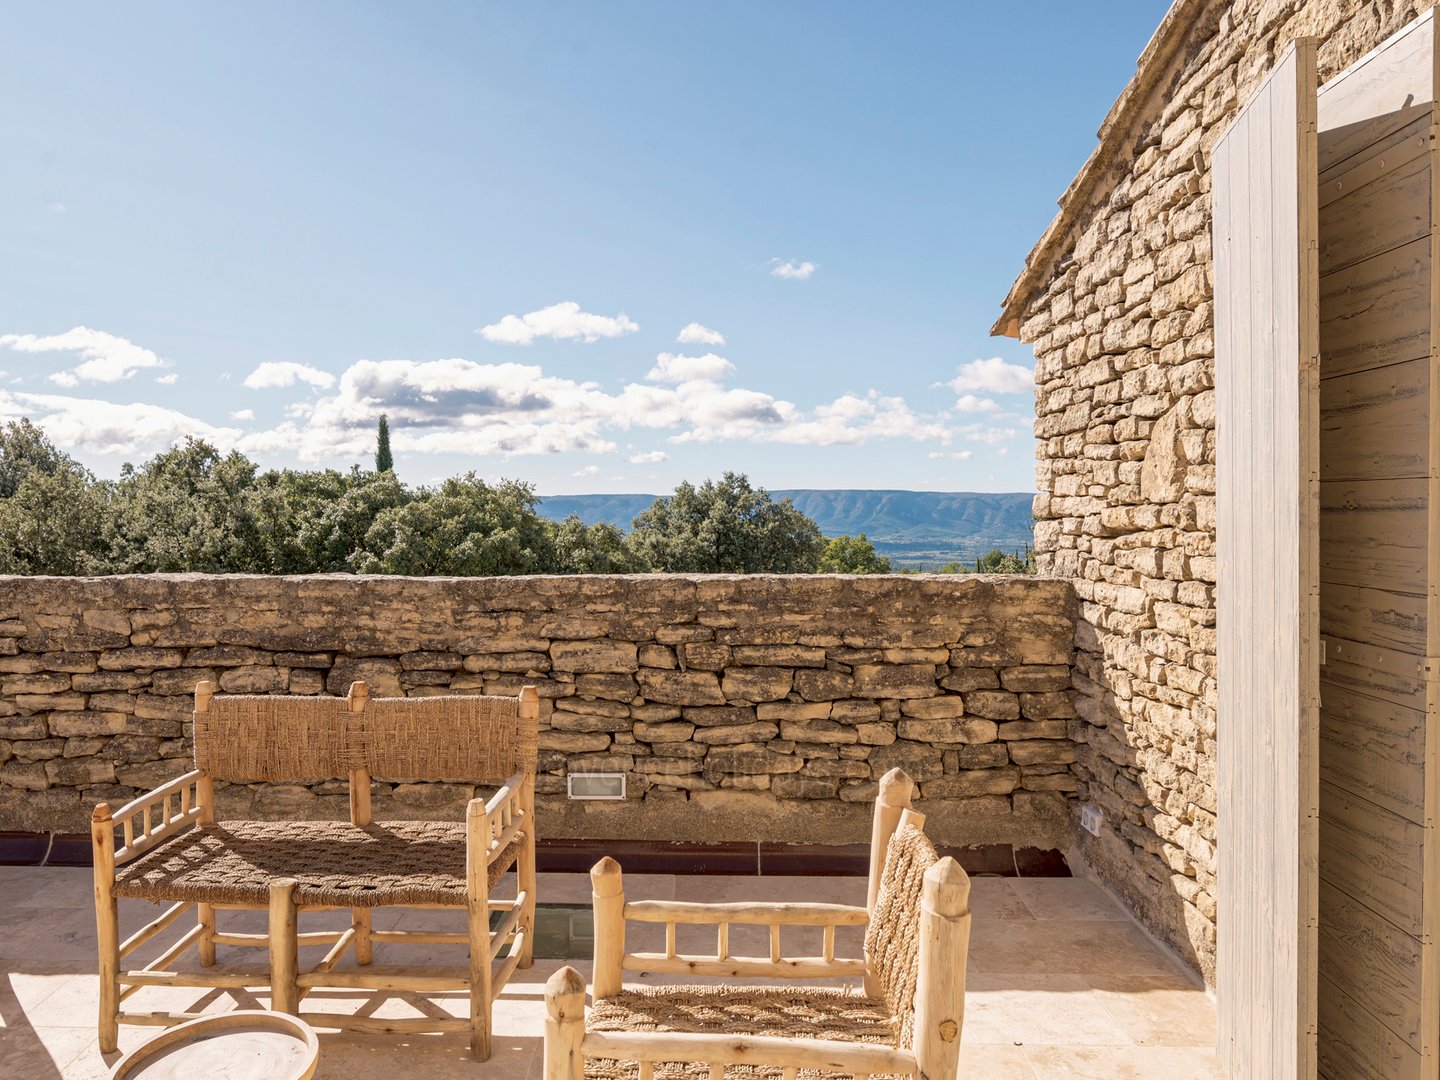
[109,1011,319,1080]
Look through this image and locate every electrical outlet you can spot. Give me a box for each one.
[1079,803,1103,837]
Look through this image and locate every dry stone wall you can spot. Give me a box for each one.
[0,574,1076,851]
[1011,0,1428,982]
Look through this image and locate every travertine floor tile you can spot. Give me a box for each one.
[969,920,1189,977]
[1009,878,1129,921]
[963,974,1133,1046]
[1087,974,1215,1047]
[1024,1044,1223,1078]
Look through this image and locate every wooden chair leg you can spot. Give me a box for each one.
[197,903,216,967]
[352,908,373,965]
[913,857,972,1080]
[591,857,625,999]
[468,897,493,1061]
[544,966,586,1080]
[518,772,537,969]
[268,879,299,1015]
[91,804,120,1054]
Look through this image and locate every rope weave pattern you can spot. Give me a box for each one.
[193,696,354,782]
[586,985,900,1080]
[862,823,938,1048]
[113,819,522,907]
[193,691,534,784]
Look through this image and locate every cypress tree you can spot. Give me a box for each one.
[375,415,394,473]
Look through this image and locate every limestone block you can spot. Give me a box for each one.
[638,668,725,705]
[638,644,677,669]
[633,721,697,743]
[722,667,793,702]
[999,665,1072,692]
[868,742,943,783]
[963,691,1022,720]
[39,652,98,674]
[218,666,288,694]
[327,658,403,697]
[730,645,827,668]
[851,663,937,699]
[1,674,71,695]
[682,642,732,671]
[895,718,998,744]
[98,648,186,671]
[899,696,965,719]
[702,749,804,779]
[576,673,638,701]
[829,699,881,723]
[772,775,838,799]
[538,731,611,753]
[923,768,1019,797]
[794,669,854,701]
[693,721,779,745]
[779,719,859,745]
[45,757,116,786]
[550,640,639,674]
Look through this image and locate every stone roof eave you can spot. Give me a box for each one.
[991,0,1218,339]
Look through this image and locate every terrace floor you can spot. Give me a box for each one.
[0,865,1219,1079]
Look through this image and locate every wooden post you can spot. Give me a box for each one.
[544,965,587,1080]
[91,803,120,1053]
[517,685,540,969]
[591,856,625,999]
[864,767,913,997]
[466,796,494,1061]
[268,878,300,1015]
[195,766,219,966]
[912,856,971,1080]
[347,680,374,965]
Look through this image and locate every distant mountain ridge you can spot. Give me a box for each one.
[537,489,1036,570]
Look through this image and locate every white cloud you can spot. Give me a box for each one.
[961,425,1023,446]
[953,394,1001,413]
[627,450,668,464]
[155,373,178,385]
[945,357,1034,395]
[230,409,255,421]
[479,301,638,345]
[928,450,975,461]
[676,322,725,346]
[647,352,735,384]
[3,390,241,456]
[574,465,601,477]
[0,327,166,384]
[243,361,336,390]
[770,258,816,281]
[48,203,66,215]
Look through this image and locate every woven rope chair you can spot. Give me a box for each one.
[91,679,539,1062]
[544,768,972,1080]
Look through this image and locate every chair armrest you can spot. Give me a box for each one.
[466,769,528,869]
[104,770,206,866]
[580,1031,915,1076]
[624,900,868,927]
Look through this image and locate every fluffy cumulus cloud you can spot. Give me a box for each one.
[953,393,1001,413]
[243,361,336,390]
[769,258,816,281]
[230,409,254,421]
[628,450,667,464]
[0,327,167,385]
[479,301,638,345]
[946,357,1034,395]
[676,322,725,346]
[647,352,735,384]
[1,390,240,456]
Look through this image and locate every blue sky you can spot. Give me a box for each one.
[0,2,1162,495]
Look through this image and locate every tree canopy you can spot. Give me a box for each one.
[0,421,1036,577]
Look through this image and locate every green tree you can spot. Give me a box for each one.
[106,439,267,573]
[545,515,649,574]
[817,533,891,574]
[352,475,552,575]
[0,424,113,575]
[375,415,394,473]
[627,472,824,573]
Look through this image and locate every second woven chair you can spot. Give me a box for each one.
[543,767,972,1080]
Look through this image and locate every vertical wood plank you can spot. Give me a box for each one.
[1214,38,1320,1079]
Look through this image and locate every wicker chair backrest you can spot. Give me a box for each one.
[193,694,355,782]
[192,691,537,784]
[362,695,537,783]
[863,821,939,1046]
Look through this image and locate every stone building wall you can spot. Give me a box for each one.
[0,574,1076,851]
[1005,0,1429,981]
